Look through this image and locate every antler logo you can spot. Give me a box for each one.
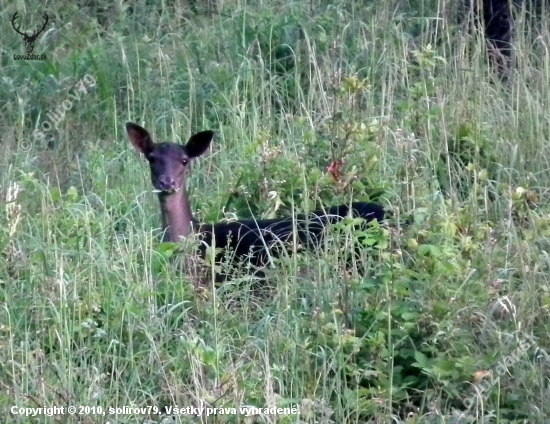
[11,11,49,54]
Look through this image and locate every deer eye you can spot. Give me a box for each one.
[182,159,188,166]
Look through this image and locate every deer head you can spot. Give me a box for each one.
[126,122,214,195]
[126,122,215,241]
[11,11,49,54]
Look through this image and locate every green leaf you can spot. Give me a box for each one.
[413,351,430,369]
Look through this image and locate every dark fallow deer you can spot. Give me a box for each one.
[126,122,385,281]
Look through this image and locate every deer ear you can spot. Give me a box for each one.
[185,130,214,158]
[126,122,154,155]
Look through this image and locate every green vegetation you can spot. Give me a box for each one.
[1,1,549,423]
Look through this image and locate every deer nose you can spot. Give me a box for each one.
[158,176,176,191]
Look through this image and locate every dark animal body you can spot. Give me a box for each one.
[126,122,385,281]
[197,202,385,265]
[466,0,514,74]
[464,0,550,76]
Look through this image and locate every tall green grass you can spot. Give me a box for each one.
[1,1,550,423]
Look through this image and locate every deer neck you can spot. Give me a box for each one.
[158,187,197,243]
